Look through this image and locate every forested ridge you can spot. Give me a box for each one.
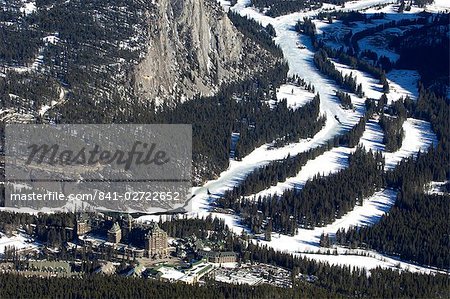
[142,62,324,182]
[217,113,367,202]
[393,14,449,96]
[219,147,384,235]
[313,49,364,97]
[0,1,449,296]
[379,114,405,153]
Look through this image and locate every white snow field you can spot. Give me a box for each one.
[359,118,385,152]
[425,0,450,13]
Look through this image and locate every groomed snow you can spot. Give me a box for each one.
[386,69,420,100]
[299,251,445,274]
[359,118,385,152]
[425,0,450,13]
[384,118,437,170]
[254,189,397,252]
[247,146,352,200]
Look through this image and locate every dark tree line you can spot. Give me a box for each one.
[252,0,323,17]
[159,215,228,241]
[0,265,448,299]
[298,13,391,91]
[379,114,405,152]
[0,274,328,299]
[253,0,356,17]
[319,47,390,93]
[335,191,449,269]
[335,90,353,109]
[295,17,317,37]
[228,11,283,57]
[313,49,364,97]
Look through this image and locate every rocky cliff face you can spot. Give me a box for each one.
[134,0,271,104]
[0,0,277,124]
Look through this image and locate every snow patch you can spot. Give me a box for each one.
[20,1,36,16]
[274,84,315,110]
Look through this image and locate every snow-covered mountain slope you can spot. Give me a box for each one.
[179,0,443,274]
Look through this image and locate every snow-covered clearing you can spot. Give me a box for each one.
[0,232,37,254]
[187,1,382,214]
[386,69,420,100]
[425,181,449,196]
[359,118,385,152]
[20,1,36,16]
[425,0,450,13]
[273,84,315,110]
[299,251,445,274]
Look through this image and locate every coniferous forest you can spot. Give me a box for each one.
[0,268,447,299]
[0,0,449,297]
